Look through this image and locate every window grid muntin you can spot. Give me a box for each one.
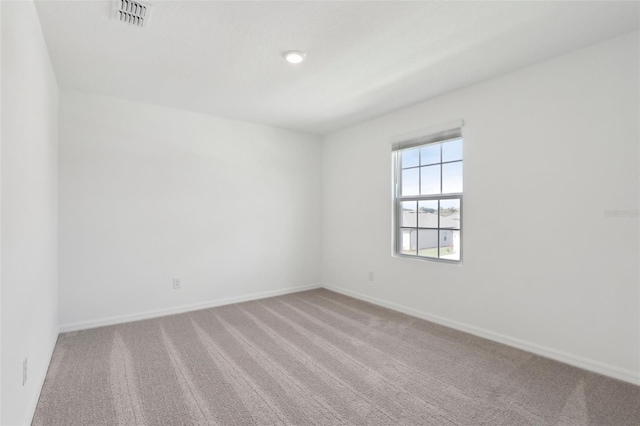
[396,195,462,261]
[395,137,462,263]
[398,137,462,197]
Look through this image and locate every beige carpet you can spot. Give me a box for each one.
[33,289,640,425]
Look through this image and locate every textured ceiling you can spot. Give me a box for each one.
[35,1,639,135]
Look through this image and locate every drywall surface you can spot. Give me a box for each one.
[322,32,640,383]
[59,91,322,329]
[1,1,59,424]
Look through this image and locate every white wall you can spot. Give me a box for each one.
[322,32,640,384]
[1,1,59,425]
[59,91,322,329]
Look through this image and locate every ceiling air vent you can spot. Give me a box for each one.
[113,0,152,28]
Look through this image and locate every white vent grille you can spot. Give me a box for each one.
[113,0,152,28]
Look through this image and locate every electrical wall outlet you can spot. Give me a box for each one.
[173,278,182,289]
[23,358,28,386]
[368,271,375,282]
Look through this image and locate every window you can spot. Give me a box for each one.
[393,125,463,262]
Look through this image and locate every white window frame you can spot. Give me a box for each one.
[392,125,463,263]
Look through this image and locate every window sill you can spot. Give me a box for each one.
[392,253,463,265]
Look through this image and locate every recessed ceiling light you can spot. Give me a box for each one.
[283,50,307,64]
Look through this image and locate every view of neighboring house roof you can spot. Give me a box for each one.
[402,211,460,229]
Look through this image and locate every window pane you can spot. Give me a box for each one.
[417,229,438,258]
[401,148,420,169]
[420,165,440,195]
[442,138,463,162]
[439,199,460,229]
[401,229,417,255]
[402,168,420,196]
[418,200,438,228]
[442,161,462,193]
[420,144,440,165]
[401,201,417,227]
[440,230,460,261]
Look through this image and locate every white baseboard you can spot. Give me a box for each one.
[24,328,59,426]
[322,284,640,386]
[59,284,322,333]
[56,282,640,386]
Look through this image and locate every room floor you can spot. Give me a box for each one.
[33,289,640,425]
